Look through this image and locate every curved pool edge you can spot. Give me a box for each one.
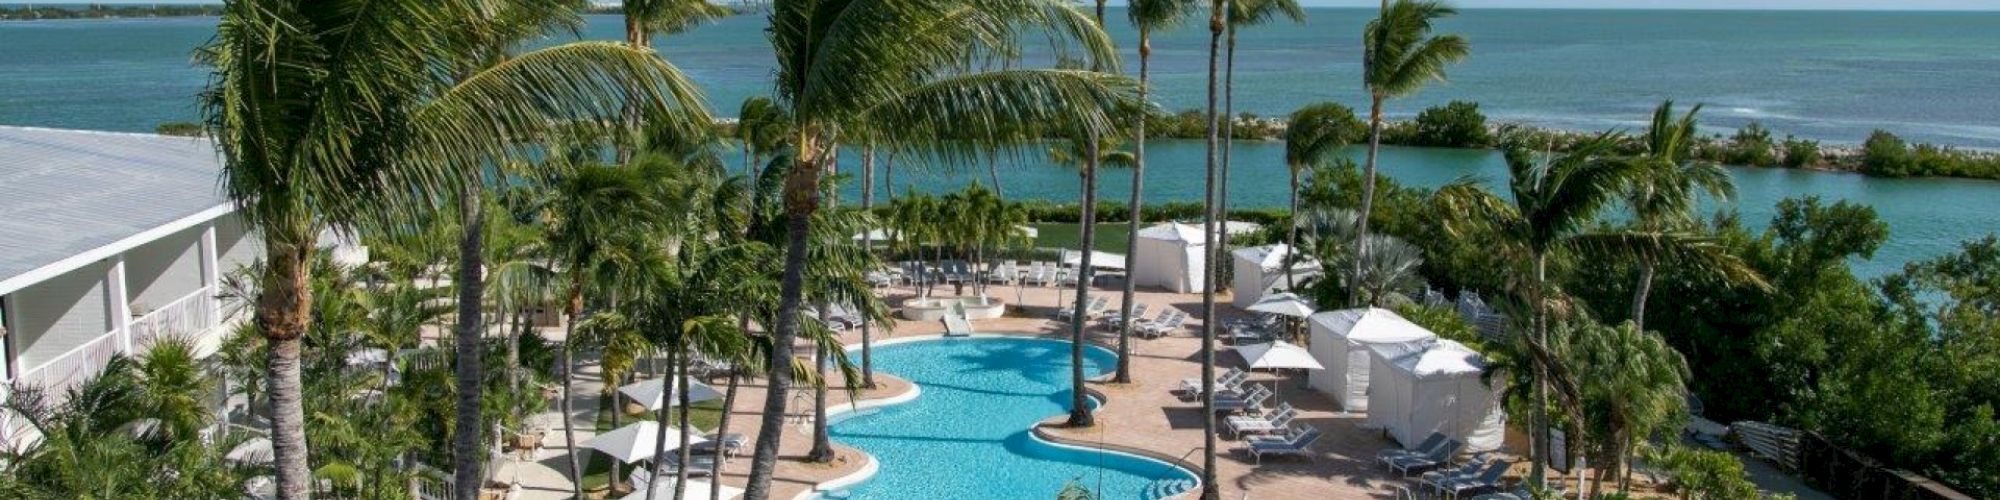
[797,332,1201,500]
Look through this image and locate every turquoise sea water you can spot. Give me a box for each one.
[823,337,1195,499]
[2,10,1997,277]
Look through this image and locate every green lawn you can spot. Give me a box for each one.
[1028,222,1134,254]
[580,387,728,492]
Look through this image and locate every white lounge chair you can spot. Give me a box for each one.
[1137,311,1186,338]
[1102,303,1150,330]
[1244,425,1321,464]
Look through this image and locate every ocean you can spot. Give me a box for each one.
[2,9,1998,277]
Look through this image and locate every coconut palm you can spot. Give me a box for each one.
[1436,134,1763,486]
[1564,320,1692,494]
[1283,103,1365,288]
[1356,0,1469,306]
[200,0,710,494]
[1116,0,1199,384]
[1197,0,1229,496]
[736,96,792,180]
[1049,135,1134,427]
[1218,0,1304,248]
[1621,101,1734,334]
[623,0,731,48]
[743,2,1129,494]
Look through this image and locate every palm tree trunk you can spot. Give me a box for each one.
[1631,261,1656,333]
[561,289,586,499]
[1199,4,1226,498]
[1218,23,1238,252]
[1286,166,1300,289]
[1115,28,1154,385]
[1355,94,1385,308]
[673,354,695,500]
[508,310,524,399]
[860,146,878,389]
[646,349,680,500]
[744,143,821,500]
[259,237,312,500]
[808,307,835,462]
[1066,162,1097,428]
[710,365,741,500]
[988,159,1006,200]
[1529,251,1551,487]
[453,182,489,500]
[610,379,625,494]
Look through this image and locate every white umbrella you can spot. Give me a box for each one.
[617,480,745,500]
[345,348,387,366]
[1015,224,1039,239]
[582,421,709,463]
[1247,292,1316,318]
[1059,249,1127,270]
[619,376,725,411]
[1236,341,1325,371]
[227,437,274,465]
[850,228,899,242]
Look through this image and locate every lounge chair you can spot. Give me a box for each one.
[1227,404,1296,437]
[1179,367,1246,396]
[1244,426,1321,464]
[1214,384,1271,414]
[1418,454,1492,494]
[1376,432,1449,465]
[1101,303,1151,330]
[1387,440,1463,477]
[1245,424,1304,446]
[1435,459,1512,499]
[1137,311,1186,338]
[1056,296,1108,322]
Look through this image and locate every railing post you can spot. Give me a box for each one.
[200,224,221,326]
[107,256,132,353]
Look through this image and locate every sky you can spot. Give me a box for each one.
[4,0,1996,10]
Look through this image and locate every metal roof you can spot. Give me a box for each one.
[0,126,231,294]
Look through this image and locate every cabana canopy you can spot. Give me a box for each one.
[617,480,744,500]
[1231,244,1321,308]
[1131,223,1208,293]
[620,376,725,411]
[1306,307,1437,411]
[1236,341,1324,371]
[1058,249,1126,270]
[1247,292,1316,318]
[1365,339,1506,452]
[582,421,709,463]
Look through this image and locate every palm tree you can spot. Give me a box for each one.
[1621,101,1733,334]
[743,1,1130,495]
[1218,0,1303,250]
[1436,134,1763,486]
[1282,103,1365,288]
[736,96,791,179]
[1356,0,1469,305]
[1344,234,1425,307]
[1565,320,1690,494]
[1198,0,1228,496]
[200,1,708,495]
[1049,135,1133,427]
[1117,0,1199,384]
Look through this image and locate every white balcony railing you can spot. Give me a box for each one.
[129,286,217,350]
[14,327,124,399]
[14,286,221,398]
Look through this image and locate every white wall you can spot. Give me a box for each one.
[125,226,204,311]
[215,215,262,274]
[11,261,113,370]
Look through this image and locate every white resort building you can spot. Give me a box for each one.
[0,126,260,446]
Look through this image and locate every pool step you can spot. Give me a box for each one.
[941,313,973,337]
[1152,478,1192,498]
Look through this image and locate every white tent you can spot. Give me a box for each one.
[1231,244,1321,308]
[582,421,709,463]
[620,376,725,411]
[1059,249,1127,270]
[1131,223,1208,293]
[1306,307,1436,411]
[1365,339,1506,453]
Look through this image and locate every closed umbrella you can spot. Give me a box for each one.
[582,421,709,463]
[619,376,724,411]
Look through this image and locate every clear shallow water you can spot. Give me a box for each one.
[3,11,1996,277]
[823,337,1195,499]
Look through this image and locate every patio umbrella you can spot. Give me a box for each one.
[1059,249,1127,270]
[619,376,725,411]
[1246,293,1316,318]
[850,228,899,242]
[582,421,709,463]
[1236,341,1325,371]
[617,480,745,500]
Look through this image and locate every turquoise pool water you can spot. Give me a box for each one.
[821,337,1197,499]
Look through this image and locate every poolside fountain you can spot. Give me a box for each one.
[898,295,1005,321]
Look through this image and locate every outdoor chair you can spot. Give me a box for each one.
[1418,453,1493,494]
[1387,440,1464,477]
[1138,311,1187,338]
[1376,432,1449,465]
[1244,426,1321,464]
[1214,384,1271,414]
[1227,404,1296,437]
[1178,367,1246,396]
[1102,303,1151,330]
[1435,459,1512,500]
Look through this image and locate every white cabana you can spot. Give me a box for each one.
[1236,341,1324,371]
[1231,244,1320,308]
[582,421,709,463]
[1058,249,1127,270]
[1131,223,1207,293]
[1365,339,1506,453]
[1246,292,1316,318]
[619,376,725,411]
[1307,307,1437,411]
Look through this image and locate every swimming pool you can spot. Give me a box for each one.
[817,336,1198,499]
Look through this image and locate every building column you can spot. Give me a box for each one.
[200,224,221,323]
[1,295,17,382]
[108,256,132,353]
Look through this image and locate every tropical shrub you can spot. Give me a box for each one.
[1723,122,1777,166]
[1780,135,1821,168]
[1404,100,1492,148]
